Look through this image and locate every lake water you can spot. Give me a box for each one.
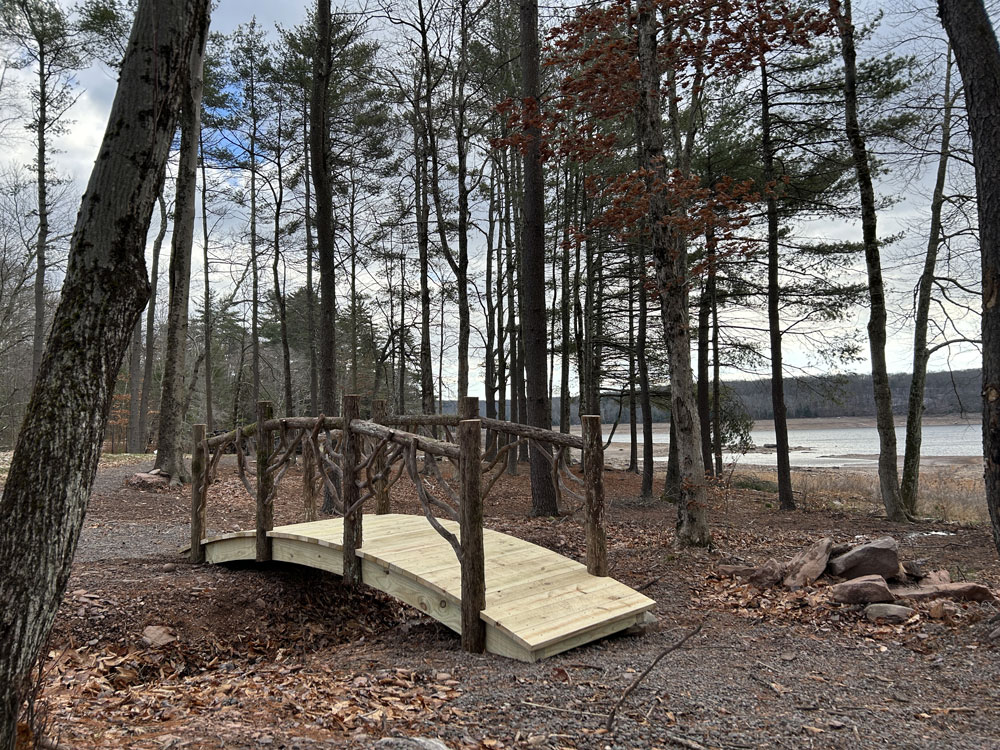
[608,422,983,468]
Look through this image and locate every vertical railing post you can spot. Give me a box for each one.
[342,394,362,585]
[459,397,486,653]
[190,424,207,563]
[302,421,317,522]
[256,400,274,562]
[582,414,608,576]
[373,398,390,514]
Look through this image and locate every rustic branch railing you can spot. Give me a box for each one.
[190,396,607,654]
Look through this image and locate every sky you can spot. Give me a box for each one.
[0,0,986,402]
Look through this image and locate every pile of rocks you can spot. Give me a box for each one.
[719,536,997,624]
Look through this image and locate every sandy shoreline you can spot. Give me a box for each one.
[563,414,982,473]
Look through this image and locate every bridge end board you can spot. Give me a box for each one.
[203,532,257,564]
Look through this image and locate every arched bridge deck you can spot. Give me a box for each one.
[201,513,655,662]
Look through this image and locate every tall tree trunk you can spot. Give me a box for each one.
[31,46,48,383]
[126,319,143,452]
[938,0,1000,552]
[303,102,318,417]
[638,236,654,497]
[628,248,639,474]
[901,48,955,515]
[710,257,723,475]
[761,55,795,510]
[416,97,434,420]
[696,278,713,476]
[199,129,214,431]
[0,3,209,744]
[139,195,167,448]
[311,0,337,419]
[519,0,557,515]
[637,0,710,545]
[272,120,293,418]
[833,0,905,522]
[154,22,207,484]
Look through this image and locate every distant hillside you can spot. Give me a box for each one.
[441,369,981,425]
[727,369,981,420]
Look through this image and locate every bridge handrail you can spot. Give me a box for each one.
[189,396,608,655]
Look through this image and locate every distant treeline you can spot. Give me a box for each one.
[439,369,981,425]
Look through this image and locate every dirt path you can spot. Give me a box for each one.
[33,460,1000,749]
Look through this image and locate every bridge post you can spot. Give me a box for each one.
[459,397,486,653]
[342,394,363,585]
[256,401,274,562]
[373,398,390,515]
[190,424,207,563]
[582,415,608,576]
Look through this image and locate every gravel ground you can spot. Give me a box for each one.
[34,460,1000,749]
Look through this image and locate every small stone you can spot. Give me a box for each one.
[783,537,833,590]
[141,625,177,648]
[373,740,450,750]
[255,598,267,609]
[827,537,899,580]
[749,558,786,589]
[864,603,915,623]
[903,560,929,579]
[929,599,960,620]
[830,575,895,604]
[988,626,1000,641]
[162,563,177,573]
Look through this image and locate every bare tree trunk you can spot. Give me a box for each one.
[638,237,654,497]
[199,129,214,432]
[302,102,318,417]
[31,46,48,383]
[696,278,713,476]
[416,96,434,420]
[271,108,293,418]
[126,320,143,452]
[154,21,208,485]
[139,194,167,448]
[711,258,723,475]
[938,0,1000,552]
[0,4,208,744]
[311,0,337,419]
[901,48,955,515]
[761,56,794,510]
[834,0,904,521]
[519,0,557,515]
[637,0,710,545]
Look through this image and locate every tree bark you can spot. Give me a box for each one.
[0,3,208,745]
[311,0,337,419]
[519,0,557,515]
[154,15,208,485]
[761,55,795,511]
[126,318,143,453]
[31,41,48,383]
[938,0,1000,552]
[138,194,167,449]
[637,1,710,545]
[901,48,955,515]
[833,0,905,521]
[199,129,214,432]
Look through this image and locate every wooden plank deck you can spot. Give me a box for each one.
[201,513,655,662]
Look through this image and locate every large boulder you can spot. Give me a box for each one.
[827,537,899,580]
[830,575,895,604]
[748,558,786,589]
[783,537,833,590]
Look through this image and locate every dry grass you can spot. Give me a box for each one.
[729,465,988,524]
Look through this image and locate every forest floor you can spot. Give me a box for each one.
[22,455,1000,750]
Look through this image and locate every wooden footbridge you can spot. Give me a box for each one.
[189,397,655,662]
